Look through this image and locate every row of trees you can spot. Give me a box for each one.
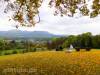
[0,39,46,51]
[46,32,100,51]
[0,40,25,50]
[0,39,47,55]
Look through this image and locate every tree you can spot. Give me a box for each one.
[1,0,100,27]
[63,35,77,48]
[0,40,4,50]
[9,40,17,49]
[73,32,92,51]
[46,37,65,50]
[92,35,100,49]
[2,0,43,27]
[49,0,100,17]
[73,35,82,51]
[81,32,92,51]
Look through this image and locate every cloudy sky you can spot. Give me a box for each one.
[0,0,100,35]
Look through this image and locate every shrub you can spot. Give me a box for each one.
[33,48,37,52]
[12,50,18,54]
[0,52,2,56]
[56,46,63,51]
[75,48,80,51]
[22,50,28,53]
[86,47,91,51]
[4,52,11,55]
[29,48,37,52]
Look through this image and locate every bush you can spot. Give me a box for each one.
[33,48,37,52]
[12,50,18,54]
[56,48,59,51]
[86,47,91,51]
[4,52,11,55]
[0,52,2,56]
[75,48,80,51]
[29,48,37,52]
[22,50,28,53]
[56,46,63,51]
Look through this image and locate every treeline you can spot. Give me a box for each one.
[0,40,24,50]
[0,39,47,55]
[46,32,100,51]
[0,39,46,51]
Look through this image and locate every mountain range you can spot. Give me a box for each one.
[0,30,63,40]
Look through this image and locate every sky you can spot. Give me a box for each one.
[0,0,100,35]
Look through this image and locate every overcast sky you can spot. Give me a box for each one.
[0,0,100,35]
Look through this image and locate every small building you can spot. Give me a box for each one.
[67,44,73,53]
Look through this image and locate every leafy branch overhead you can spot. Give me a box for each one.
[49,0,100,17]
[2,0,100,27]
[4,0,43,27]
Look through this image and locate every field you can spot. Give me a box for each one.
[0,50,100,75]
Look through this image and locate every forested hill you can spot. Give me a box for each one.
[0,30,63,40]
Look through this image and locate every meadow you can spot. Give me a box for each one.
[0,49,99,75]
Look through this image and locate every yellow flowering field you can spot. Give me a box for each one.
[0,50,100,75]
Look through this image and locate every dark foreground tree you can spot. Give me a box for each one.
[1,0,100,27]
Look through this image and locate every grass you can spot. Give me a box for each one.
[0,49,100,75]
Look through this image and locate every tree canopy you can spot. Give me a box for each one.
[1,0,100,27]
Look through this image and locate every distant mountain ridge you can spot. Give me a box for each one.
[0,30,63,39]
